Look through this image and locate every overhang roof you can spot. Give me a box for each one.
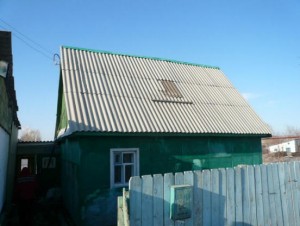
[57,46,271,137]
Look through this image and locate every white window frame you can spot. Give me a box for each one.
[110,148,139,188]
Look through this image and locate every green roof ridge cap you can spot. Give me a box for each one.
[61,45,220,70]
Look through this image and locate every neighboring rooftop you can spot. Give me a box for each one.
[56,46,271,137]
[0,31,20,129]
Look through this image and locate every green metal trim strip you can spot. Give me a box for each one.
[61,45,220,70]
[55,131,271,142]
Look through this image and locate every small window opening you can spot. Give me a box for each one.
[21,158,28,170]
[161,80,183,98]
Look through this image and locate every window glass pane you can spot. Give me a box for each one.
[21,158,28,170]
[114,153,121,164]
[111,149,138,187]
[125,165,133,183]
[123,153,133,163]
[114,165,122,183]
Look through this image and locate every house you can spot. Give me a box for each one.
[55,46,271,225]
[268,138,300,153]
[0,31,20,221]
[262,136,300,154]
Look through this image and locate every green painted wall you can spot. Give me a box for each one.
[55,76,68,137]
[59,134,262,225]
[0,78,12,133]
[5,125,18,204]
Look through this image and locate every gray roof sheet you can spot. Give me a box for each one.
[57,46,271,137]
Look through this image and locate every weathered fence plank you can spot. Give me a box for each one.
[174,172,184,226]
[254,165,264,226]
[211,169,220,226]
[226,168,235,226]
[129,176,142,226]
[278,163,289,226]
[219,168,226,226]
[242,167,251,225]
[291,162,300,225]
[164,173,174,226]
[202,170,211,226]
[184,171,194,226]
[248,166,257,226]
[261,164,271,226]
[153,174,164,226]
[295,162,300,225]
[193,171,203,226]
[141,175,153,226]
[267,164,277,226]
[284,162,295,226]
[235,167,243,223]
[272,164,283,225]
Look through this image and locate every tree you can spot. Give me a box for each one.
[284,125,300,136]
[20,128,41,141]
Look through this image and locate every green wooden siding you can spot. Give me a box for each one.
[55,77,68,138]
[0,78,12,132]
[59,134,262,225]
[60,135,261,196]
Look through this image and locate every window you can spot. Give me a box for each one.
[0,60,8,78]
[152,79,193,104]
[110,148,139,188]
[42,157,56,168]
[21,158,28,170]
[160,80,183,98]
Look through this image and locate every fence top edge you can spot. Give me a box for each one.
[129,161,300,180]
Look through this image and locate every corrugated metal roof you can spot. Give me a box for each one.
[58,46,271,137]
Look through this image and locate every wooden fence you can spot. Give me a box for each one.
[128,161,300,226]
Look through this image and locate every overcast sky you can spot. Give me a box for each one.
[1,0,300,140]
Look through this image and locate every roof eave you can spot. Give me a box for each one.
[55,131,271,141]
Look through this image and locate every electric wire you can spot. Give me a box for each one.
[0,18,53,60]
[0,18,53,56]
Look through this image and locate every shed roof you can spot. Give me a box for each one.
[56,46,271,137]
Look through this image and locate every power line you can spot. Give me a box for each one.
[0,24,52,60]
[0,18,54,60]
[0,18,53,56]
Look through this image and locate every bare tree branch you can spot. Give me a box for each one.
[20,128,41,141]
